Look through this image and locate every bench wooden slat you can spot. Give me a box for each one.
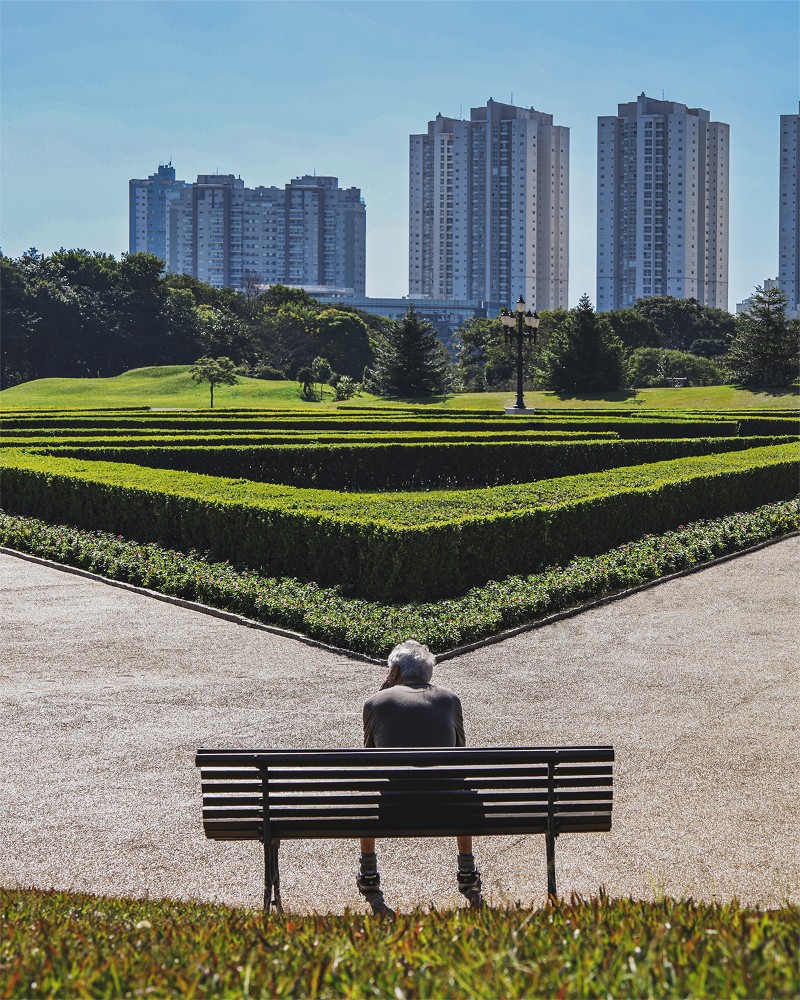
[201,789,613,808]
[203,815,613,840]
[196,747,614,768]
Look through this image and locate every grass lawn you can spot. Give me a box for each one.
[3,888,798,998]
[1,366,798,411]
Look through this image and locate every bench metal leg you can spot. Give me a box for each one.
[263,837,282,913]
[546,760,558,898]
[546,830,557,898]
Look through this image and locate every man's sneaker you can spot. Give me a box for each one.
[356,871,396,918]
[457,866,484,909]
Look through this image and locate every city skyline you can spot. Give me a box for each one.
[2,0,797,311]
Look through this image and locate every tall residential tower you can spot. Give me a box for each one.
[129,163,188,262]
[778,103,800,317]
[409,99,569,311]
[160,173,366,293]
[597,94,729,311]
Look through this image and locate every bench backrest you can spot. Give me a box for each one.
[196,746,614,841]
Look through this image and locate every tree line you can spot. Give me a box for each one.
[0,249,387,391]
[1,248,797,395]
[454,288,799,393]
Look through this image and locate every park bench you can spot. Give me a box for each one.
[195,745,615,911]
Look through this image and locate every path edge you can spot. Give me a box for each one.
[2,530,798,665]
[0,546,384,665]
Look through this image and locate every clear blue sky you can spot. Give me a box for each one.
[1,0,797,309]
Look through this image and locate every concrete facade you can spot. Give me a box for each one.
[311,292,487,343]
[409,99,569,313]
[735,277,780,315]
[778,103,800,318]
[597,94,729,312]
[159,174,366,293]
[128,163,188,262]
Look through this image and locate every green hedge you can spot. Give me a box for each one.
[0,414,746,437]
[2,501,797,655]
[2,428,620,447]
[1,443,797,600]
[44,436,791,490]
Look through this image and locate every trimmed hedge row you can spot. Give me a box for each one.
[1,442,797,600]
[0,415,746,436]
[2,429,620,446]
[1,500,797,655]
[45,435,791,490]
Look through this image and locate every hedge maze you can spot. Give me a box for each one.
[2,406,798,609]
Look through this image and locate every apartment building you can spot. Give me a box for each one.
[409,99,569,312]
[128,162,188,261]
[130,170,365,293]
[597,94,729,311]
[778,102,800,317]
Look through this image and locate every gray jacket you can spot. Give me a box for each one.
[363,683,466,748]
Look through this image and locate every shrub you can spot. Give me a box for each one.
[1,442,797,601]
[628,348,723,388]
[1,500,797,655]
[45,436,790,491]
[333,375,357,401]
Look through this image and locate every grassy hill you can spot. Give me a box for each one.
[1,365,798,411]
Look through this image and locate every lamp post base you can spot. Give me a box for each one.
[504,406,537,415]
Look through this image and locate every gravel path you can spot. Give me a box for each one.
[2,539,798,913]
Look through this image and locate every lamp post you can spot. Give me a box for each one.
[500,295,540,411]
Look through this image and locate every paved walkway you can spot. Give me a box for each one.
[2,540,798,913]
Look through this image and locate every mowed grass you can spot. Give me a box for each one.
[1,365,798,411]
[2,888,798,999]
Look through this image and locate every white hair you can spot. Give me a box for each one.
[387,639,435,684]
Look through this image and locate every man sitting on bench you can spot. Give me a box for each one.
[357,639,483,915]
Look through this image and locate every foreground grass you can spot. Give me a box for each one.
[1,365,797,411]
[1,888,797,998]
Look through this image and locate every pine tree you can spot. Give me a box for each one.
[538,294,625,393]
[726,285,799,387]
[367,306,451,397]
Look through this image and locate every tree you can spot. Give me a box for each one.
[297,366,314,398]
[725,285,800,387]
[627,348,723,388]
[538,294,626,393]
[260,283,318,311]
[453,312,561,391]
[196,305,255,364]
[333,375,357,400]
[367,306,452,397]
[240,270,265,320]
[190,355,239,408]
[257,304,318,377]
[311,356,333,399]
[604,309,662,354]
[633,296,735,353]
[453,317,510,391]
[314,309,374,379]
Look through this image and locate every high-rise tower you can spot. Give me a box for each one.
[778,103,800,317]
[409,99,569,311]
[129,162,188,262]
[597,94,729,311]
[162,174,365,293]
